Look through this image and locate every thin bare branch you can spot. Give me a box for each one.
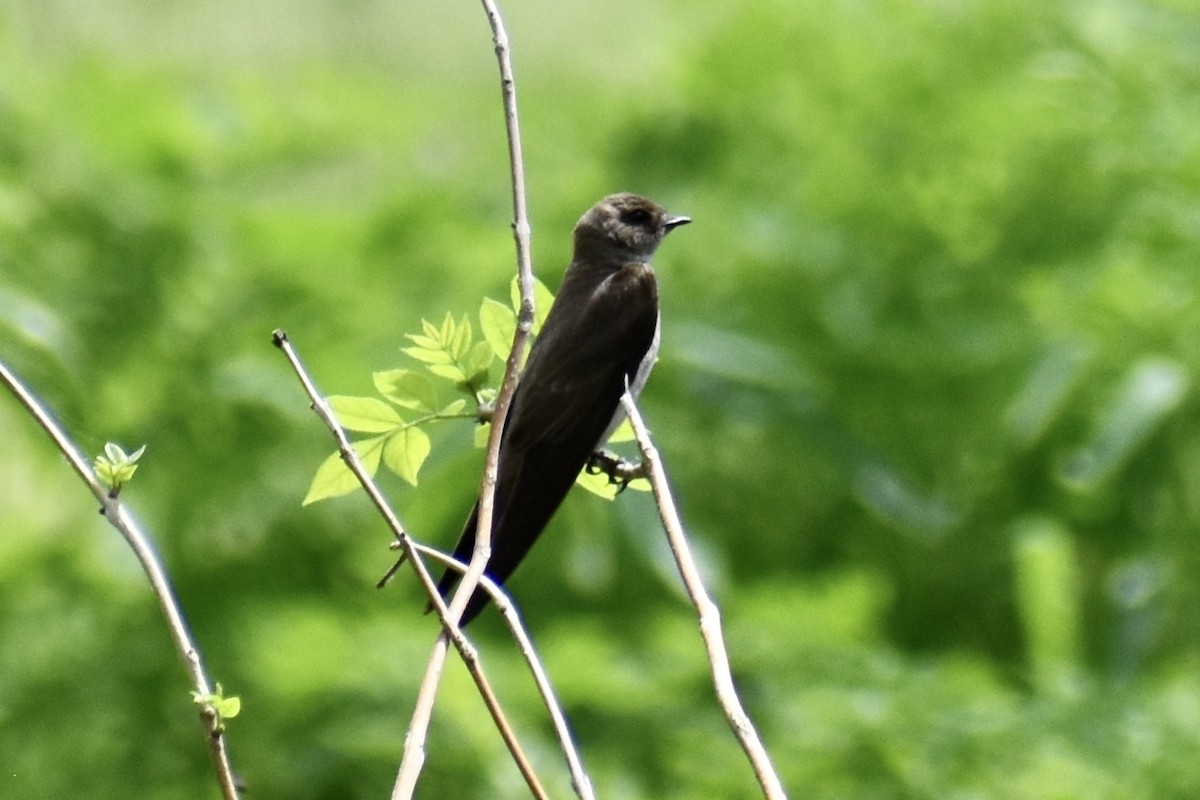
[620,392,789,800]
[409,543,597,800]
[0,357,243,800]
[270,331,548,800]
[396,0,539,796]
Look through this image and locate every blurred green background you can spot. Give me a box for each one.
[3,0,1200,797]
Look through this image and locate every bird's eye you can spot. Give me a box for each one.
[622,208,652,226]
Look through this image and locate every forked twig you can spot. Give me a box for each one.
[270,331,552,800]
[408,543,596,800]
[0,357,243,800]
[620,392,789,800]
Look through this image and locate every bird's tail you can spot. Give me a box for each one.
[427,502,491,626]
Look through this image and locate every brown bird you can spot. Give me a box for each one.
[437,193,690,624]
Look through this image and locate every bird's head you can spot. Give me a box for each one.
[573,193,690,263]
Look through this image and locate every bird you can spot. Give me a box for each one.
[436,193,690,625]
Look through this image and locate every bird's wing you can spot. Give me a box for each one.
[504,262,659,453]
[433,261,658,624]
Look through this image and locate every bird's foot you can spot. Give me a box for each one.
[586,449,645,493]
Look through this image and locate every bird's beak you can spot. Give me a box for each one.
[664,215,692,231]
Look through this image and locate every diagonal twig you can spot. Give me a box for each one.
[620,392,789,800]
[408,543,596,800]
[0,356,243,800]
[271,330,551,800]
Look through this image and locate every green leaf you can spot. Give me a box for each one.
[213,694,242,720]
[452,314,472,360]
[328,396,404,433]
[191,683,241,727]
[473,421,492,448]
[382,426,432,485]
[402,344,454,365]
[302,436,386,505]
[533,277,555,333]
[406,333,441,350]
[575,469,620,499]
[403,313,482,385]
[440,398,468,416]
[374,369,439,413]
[428,363,468,382]
[480,296,516,360]
[93,442,148,493]
[605,418,636,444]
[509,275,556,334]
[465,340,494,385]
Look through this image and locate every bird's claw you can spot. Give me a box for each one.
[586,449,639,493]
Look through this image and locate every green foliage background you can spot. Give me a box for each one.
[3,0,1200,797]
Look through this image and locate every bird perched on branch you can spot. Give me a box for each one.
[437,193,690,624]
